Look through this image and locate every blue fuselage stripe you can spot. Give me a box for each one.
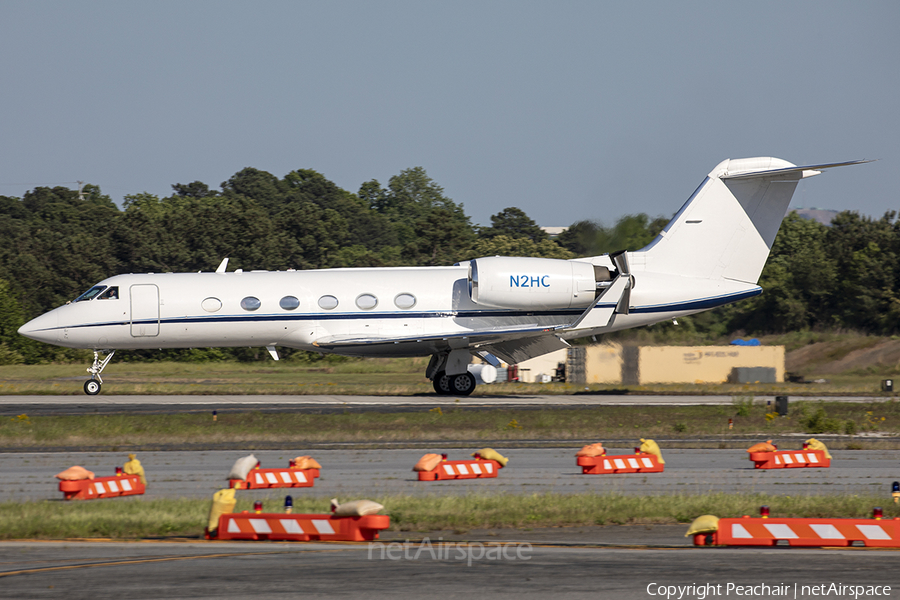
[46,288,761,332]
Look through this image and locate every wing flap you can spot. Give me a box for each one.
[478,335,570,365]
[313,323,555,350]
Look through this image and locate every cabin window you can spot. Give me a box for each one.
[98,287,119,300]
[318,295,339,310]
[394,293,416,309]
[74,286,106,302]
[240,296,261,311]
[201,297,222,312]
[355,293,378,310]
[280,296,300,310]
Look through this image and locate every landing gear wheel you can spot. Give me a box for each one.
[432,371,452,395]
[451,372,476,396]
[84,379,101,395]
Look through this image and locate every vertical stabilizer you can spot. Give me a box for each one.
[634,158,865,284]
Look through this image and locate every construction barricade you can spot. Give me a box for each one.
[691,516,900,548]
[230,467,319,490]
[417,459,501,481]
[59,474,145,500]
[577,453,664,474]
[749,449,830,469]
[207,512,390,541]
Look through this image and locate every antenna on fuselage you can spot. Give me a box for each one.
[215,258,229,273]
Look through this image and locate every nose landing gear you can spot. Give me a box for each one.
[84,350,115,395]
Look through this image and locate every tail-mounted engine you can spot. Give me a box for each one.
[468,256,614,310]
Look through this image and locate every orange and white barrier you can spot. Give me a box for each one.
[693,516,900,548]
[749,449,830,469]
[230,468,319,490]
[577,453,664,474]
[208,512,390,541]
[417,459,500,481]
[59,474,145,500]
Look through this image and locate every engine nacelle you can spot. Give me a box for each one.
[468,256,601,310]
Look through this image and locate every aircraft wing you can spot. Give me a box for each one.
[313,324,569,364]
[312,272,633,363]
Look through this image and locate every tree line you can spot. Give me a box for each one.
[0,165,896,363]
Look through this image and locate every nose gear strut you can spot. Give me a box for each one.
[85,350,115,395]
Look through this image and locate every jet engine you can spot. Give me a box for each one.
[468,256,612,310]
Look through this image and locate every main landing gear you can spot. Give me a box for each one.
[431,371,476,396]
[427,350,476,396]
[84,350,115,395]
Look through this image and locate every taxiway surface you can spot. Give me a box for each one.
[5,448,896,502]
[0,393,892,416]
[0,540,896,600]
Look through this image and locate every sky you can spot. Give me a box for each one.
[1,1,898,228]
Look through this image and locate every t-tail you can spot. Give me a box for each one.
[634,157,870,284]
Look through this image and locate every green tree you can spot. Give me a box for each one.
[558,214,669,256]
[824,211,900,332]
[470,235,575,260]
[3,185,120,318]
[728,212,838,332]
[479,207,548,242]
[362,167,476,265]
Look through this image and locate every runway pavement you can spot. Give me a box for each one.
[0,540,896,599]
[5,448,897,502]
[0,393,893,416]
[5,443,899,599]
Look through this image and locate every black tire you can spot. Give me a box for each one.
[451,372,476,396]
[432,371,452,395]
[84,379,101,395]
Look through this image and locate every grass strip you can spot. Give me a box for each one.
[2,402,898,449]
[1,493,896,539]
[1,359,899,396]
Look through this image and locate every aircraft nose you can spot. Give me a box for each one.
[18,311,59,344]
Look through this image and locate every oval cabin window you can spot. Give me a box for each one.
[394,293,416,309]
[355,294,378,310]
[201,297,222,313]
[280,296,300,310]
[240,296,261,311]
[318,295,339,310]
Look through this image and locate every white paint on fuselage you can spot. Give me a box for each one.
[19,266,759,355]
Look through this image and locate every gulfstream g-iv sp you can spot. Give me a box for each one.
[19,157,868,395]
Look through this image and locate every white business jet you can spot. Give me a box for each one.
[19,157,867,396]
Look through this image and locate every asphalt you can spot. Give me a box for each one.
[0,392,894,417]
[6,448,898,502]
[0,540,897,599]
[3,395,899,598]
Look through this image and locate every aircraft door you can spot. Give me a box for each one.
[130,284,160,337]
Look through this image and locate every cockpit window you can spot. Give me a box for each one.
[98,287,119,300]
[74,286,107,302]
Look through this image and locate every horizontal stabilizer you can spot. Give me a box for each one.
[721,159,873,180]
